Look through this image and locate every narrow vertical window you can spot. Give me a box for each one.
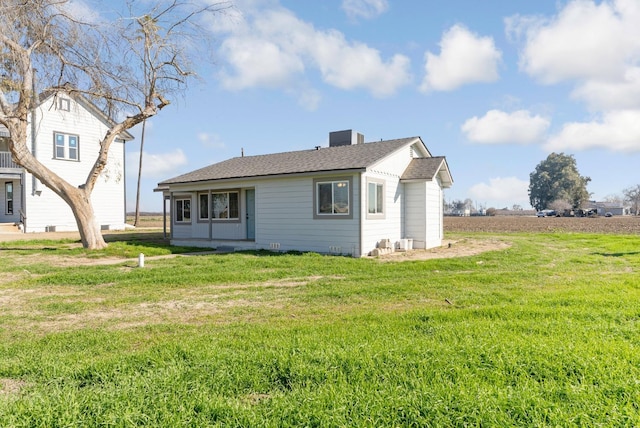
[5,182,13,215]
[199,194,209,220]
[368,182,384,214]
[175,198,191,223]
[55,133,65,159]
[68,135,78,160]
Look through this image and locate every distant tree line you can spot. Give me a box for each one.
[448,152,640,215]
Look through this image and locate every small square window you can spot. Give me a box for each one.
[58,98,71,111]
[314,179,351,218]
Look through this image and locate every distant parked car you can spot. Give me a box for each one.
[605,212,613,217]
[536,211,546,217]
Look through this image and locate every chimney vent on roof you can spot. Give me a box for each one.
[329,130,364,147]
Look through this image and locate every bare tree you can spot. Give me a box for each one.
[0,0,230,249]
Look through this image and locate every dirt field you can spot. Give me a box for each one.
[126,214,640,235]
[445,215,640,234]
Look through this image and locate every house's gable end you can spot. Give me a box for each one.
[366,137,425,174]
[37,88,134,141]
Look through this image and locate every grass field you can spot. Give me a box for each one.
[0,228,639,426]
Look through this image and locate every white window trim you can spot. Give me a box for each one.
[174,197,192,224]
[211,190,240,222]
[5,181,13,215]
[366,179,385,219]
[198,192,210,221]
[53,132,79,161]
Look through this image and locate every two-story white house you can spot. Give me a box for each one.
[0,90,133,233]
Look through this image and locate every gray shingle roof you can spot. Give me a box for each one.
[401,156,443,180]
[160,137,421,185]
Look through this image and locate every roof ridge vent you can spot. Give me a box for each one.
[329,129,364,147]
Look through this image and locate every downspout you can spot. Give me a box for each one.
[30,72,41,197]
[25,69,39,232]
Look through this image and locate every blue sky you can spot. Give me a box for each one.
[118,0,640,212]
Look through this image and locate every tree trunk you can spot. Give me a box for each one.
[68,189,107,250]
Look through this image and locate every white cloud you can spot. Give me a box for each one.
[469,177,530,207]
[341,0,389,20]
[461,110,550,144]
[509,0,640,84]
[219,37,306,90]
[61,0,101,23]
[197,133,226,149]
[571,67,640,111]
[311,31,412,97]
[128,149,189,179]
[545,110,640,152]
[216,5,411,100]
[420,24,501,92]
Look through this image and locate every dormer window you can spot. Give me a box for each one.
[58,98,71,111]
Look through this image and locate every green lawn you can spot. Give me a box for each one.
[0,232,639,426]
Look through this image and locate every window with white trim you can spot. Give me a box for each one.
[316,180,349,216]
[58,98,71,111]
[367,181,384,215]
[5,182,13,215]
[212,191,239,220]
[175,198,191,223]
[54,132,79,160]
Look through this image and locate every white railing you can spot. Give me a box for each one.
[0,152,20,169]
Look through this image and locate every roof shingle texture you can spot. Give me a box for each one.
[401,157,446,180]
[160,137,420,185]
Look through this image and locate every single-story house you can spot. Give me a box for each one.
[156,130,453,257]
[585,201,631,216]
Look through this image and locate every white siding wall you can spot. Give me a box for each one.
[425,180,443,249]
[256,175,360,255]
[360,143,415,254]
[404,181,427,248]
[361,172,404,254]
[403,180,444,250]
[169,174,362,256]
[23,95,126,232]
